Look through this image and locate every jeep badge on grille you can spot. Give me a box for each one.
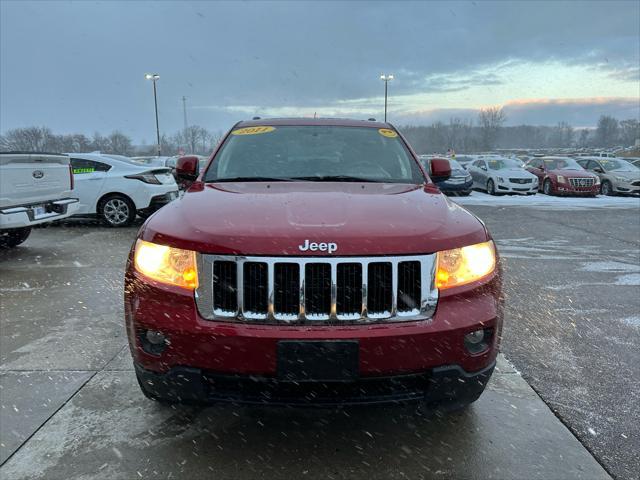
[299,239,338,253]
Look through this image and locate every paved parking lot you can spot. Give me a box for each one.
[1,193,638,479]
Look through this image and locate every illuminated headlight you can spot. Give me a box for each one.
[436,240,496,289]
[557,175,566,184]
[134,239,198,289]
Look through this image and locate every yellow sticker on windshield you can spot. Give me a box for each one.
[231,126,276,136]
[378,128,398,138]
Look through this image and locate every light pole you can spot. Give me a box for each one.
[145,73,161,156]
[380,74,394,122]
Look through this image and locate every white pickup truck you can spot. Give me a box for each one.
[0,152,79,247]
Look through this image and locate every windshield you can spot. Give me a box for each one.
[204,126,424,183]
[543,158,584,170]
[486,158,521,170]
[599,159,639,172]
[448,159,464,170]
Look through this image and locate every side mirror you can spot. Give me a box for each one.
[594,167,604,174]
[176,156,199,183]
[429,158,451,182]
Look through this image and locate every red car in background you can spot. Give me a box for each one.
[525,156,599,196]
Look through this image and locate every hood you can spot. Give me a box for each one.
[548,169,598,178]
[496,168,534,178]
[606,171,640,180]
[449,169,470,178]
[141,182,488,256]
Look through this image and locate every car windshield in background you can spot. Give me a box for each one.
[544,158,583,170]
[600,159,639,172]
[449,159,464,170]
[205,126,425,183]
[487,159,520,170]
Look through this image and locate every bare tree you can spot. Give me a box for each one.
[107,131,134,155]
[478,107,506,151]
[595,115,619,147]
[0,126,54,151]
[619,119,640,147]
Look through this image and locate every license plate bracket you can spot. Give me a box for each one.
[33,205,47,217]
[277,340,359,382]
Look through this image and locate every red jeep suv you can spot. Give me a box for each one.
[125,118,503,409]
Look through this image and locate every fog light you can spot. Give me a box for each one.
[146,330,166,345]
[465,329,485,344]
[139,329,168,355]
[464,328,492,354]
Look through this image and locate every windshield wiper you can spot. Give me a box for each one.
[289,175,385,182]
[210,176,298,182]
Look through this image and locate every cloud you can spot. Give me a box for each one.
[1,1,638,138]
[502,97,640,127]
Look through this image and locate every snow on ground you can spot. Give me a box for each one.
[453,191,640,210]
[621,316,640,328]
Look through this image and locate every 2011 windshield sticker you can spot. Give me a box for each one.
[231,126,276,136]
[378,128,398,138]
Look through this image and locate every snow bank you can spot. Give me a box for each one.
[453,192,640,210]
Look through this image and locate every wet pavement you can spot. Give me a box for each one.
[1,198,636,479]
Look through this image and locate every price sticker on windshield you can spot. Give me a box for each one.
[231,126,276,136]
[378,128,398,138]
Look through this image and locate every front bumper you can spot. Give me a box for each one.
[125,258,502,389]
[138,191,179,215]
[438,178,473,193]
[0,198,79,229]
[134,360,495,406]
[613,181,640,195]
[496,182,538,194]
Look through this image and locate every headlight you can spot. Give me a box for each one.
[496,177,505,183]
[557,175,566,184]
[465,175,472,181]
[615,176,626,182]
[436,240,496,290]
[595,177,600,185]
[134,239,198,289]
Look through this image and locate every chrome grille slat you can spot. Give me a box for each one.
[196,255,438,324]
[569,177,595,188]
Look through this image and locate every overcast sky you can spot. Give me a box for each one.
[1,0,639,143]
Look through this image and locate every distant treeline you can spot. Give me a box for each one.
[1,110,638,156]
[399,111,639,154]
[0,125,223,157]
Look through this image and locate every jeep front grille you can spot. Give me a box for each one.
[569,177,595,188]
[196,255,438,324]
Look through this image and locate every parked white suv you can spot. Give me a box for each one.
[0,152,79,247]
[67,153,179,227]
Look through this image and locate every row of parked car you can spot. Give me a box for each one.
[419,154,640,197]
[2,147,638,248]
[0,151,185,247]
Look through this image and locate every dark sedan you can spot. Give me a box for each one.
[419,156,473,196]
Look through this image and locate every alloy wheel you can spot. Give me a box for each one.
[103,198,130,225]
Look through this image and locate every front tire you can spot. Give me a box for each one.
[601,180,613,196]
[0,227,32,248]
[487,179,497,195]
[98,194,136,227]
[543,179,554,196]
